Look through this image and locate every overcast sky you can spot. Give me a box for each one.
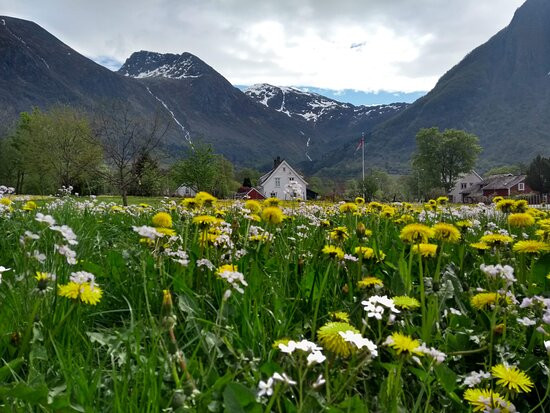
[2,0,525,93]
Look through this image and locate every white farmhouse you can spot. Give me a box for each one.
[448,171,484,203]
[259,157,308,200]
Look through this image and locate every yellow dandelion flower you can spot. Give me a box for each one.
[110,205,124,212]
[400,223,434,244]
[192,215,219,228]
[411,243,438,258]
[513,240,549,254]
[244,200,261,214]
[156,227,176,237]
[464,388,513,412]
[491,364,533,393]
[355,197,365,205]
[58,282,81,299]
[181,198,199,209]
[0,198,12,206]
[330,226,349,241]
[385,332,423,356]
[496,199,515,213]
[479,233,513,247]
[79,283,103,305]
[355,246,375,259]
[432,223,461,243]
[436,196,449,205]
[216,264,238,275]
[330,311,350,322]
[22,201,38,211]
[392,296,420,310]
[264,197,280,207]
[317,322,359,357]
[195,191,217,207]
[456,220,473,231]
[322,245,345,260]
[356,223,372,238]
[152,212,173,228]
[470,292,511,310]
[368,201,383,211]
[339,202,358,213]
[262,206,284,224]
[380,206,396,218]
[508,213,535,227]
[512,199,528,213]
[357,276,383,288]
[470,242,490,251]
[199,232,218,247]
[492,196,504,203]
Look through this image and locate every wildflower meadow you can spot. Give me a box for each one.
[1,187,550,412]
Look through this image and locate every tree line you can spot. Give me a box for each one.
[0,103,242,205]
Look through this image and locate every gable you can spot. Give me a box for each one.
[260,160,308,186]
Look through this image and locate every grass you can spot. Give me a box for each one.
[0,195,549,412]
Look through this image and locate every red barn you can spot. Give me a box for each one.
[482,174,532,198]
[235,187,265,200]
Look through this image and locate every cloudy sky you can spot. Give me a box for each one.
[2,0,525,99]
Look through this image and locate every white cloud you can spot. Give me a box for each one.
[0,0,526,92]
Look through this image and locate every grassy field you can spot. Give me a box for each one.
[0,194,549,412]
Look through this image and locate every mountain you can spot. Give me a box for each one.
[117,51,321,167]
[0,16,157,130]
[320,0,550,175]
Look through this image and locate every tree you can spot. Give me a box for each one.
[526,155,550,195]
[93,101,170,205]
[412,127,482,195]
[484,164,523,177]
[2,107,102,194]
[171,142,238,198]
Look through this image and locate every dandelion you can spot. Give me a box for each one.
[432,223,461,243]
[192,215,219,229]
[330,226,349,242]
[470,242,490,251]
[321,245,344,260]
[357,276,383,289]
[400,223,434,244]
[330,311,350,322]
[22,201,38,211]
[411,243,438,258]
[463,388,514,412]
[195,191,217,207]
[339,202,358,213]
[436,196,448,205]
[471,292,511,310]
[513,240,549,254]
[264,197,280,207]
[79,283,103,305]
[491,364,533,393]
[35,271,55,293]
[181,198,199,209]
[384,332,423,356]
[244,200,261,213]
[0,197,12,206]
[392,296,421,310]
[355,197,365,205]
[152,212,173,228]
[262,206,284,224]
[479,233,513,247]
[496,199,516,213]
[456,220,473,231]
[317,322,359,357]
[508,213,535,227]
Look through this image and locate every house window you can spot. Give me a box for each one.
[518,183,525,191]
[461,183,467,189]
[275,178,281,187]
[270,192,276,197]
[289,177,295,181]
[283,167,286,172]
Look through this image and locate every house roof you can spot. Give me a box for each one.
[482,174,526,191]
[259,160,308,186]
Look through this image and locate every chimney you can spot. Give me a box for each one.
[273,156,282,169]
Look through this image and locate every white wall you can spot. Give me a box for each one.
[261,162,307,200]
[448,172,483,203]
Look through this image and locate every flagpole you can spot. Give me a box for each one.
[362,132,365,182]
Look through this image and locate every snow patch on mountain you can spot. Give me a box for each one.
[245,84,407,123]
[119,51,204,80]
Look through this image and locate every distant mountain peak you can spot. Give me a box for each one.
[245,83,407,123]
[118,50,210,80]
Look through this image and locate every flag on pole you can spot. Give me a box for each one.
[355,137,364,152]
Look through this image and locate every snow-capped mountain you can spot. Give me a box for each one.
[119,51,207,80]
[245,84,408,124]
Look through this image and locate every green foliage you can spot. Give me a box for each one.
[1,107,103,194]
[172,142,239,198]
[412,127,482,195]
[526,155,550,194]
